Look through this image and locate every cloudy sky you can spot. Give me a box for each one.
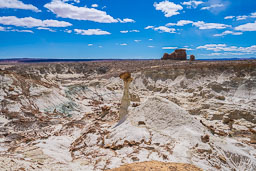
[0,0,256,59]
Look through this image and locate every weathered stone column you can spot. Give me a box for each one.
[115,72,133,127]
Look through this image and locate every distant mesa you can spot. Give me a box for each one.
[161,49,187,60]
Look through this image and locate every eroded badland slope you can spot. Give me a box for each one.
[0,60,256,170]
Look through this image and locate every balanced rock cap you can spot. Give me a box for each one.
[119,72,133,82]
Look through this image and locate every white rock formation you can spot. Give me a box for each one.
[115,72,133,127]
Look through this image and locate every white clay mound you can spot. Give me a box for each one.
[129,96,202,133]
[106,96,205,147]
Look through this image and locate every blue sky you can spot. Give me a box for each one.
[0,0,256,59]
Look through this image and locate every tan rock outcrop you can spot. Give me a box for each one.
[107,161,202,171]
[161,49,187,60]
[190,55,195,61]
[130,93,140,102]
[249,128,256,144]
[201,134,210,143]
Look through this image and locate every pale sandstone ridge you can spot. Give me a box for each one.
[107,161,202,171]
[161,49,187,60]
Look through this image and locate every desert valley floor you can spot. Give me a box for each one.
[0,60,256,170]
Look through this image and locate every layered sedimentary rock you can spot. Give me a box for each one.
[161,49,187,60]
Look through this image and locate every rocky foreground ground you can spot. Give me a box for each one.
[0,60,256,171]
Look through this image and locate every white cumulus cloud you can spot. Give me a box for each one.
[201,3,224,10]
[235,21,256,31]
[37,27,56,32]
[74,29,111,35]
[118,18,135,23]
[225,12,256,21]
[120,30,139,33]
[45,0,134,24]
[193,21,230,29]
[154,1,183,17]
[197,44,256,54]
[166,20,193,26]
[91,4,98,8]
[213,30,243,37]
[184,48,193,51]
[162,47,178,49]
[0,26,6,31]
[206,52,253,56]
[251,12,256,18]
[0,0,40,12]
[120,43,127,46]
[236,15,248,21]
[197,44,227,51]
[145,25,175,33]
[224,16,235,19]
[0,16,72,28]
[120,30,128,34]
[45,0,117,23]
[182,1,204,8]
[145,26,154,29]
[10,29,34,33]
[154,26,176,33]
[64,29,72,33]
[130,30,139,32]
[63,0,80,3]
[165,20,230,30]
[0,26,33,33]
